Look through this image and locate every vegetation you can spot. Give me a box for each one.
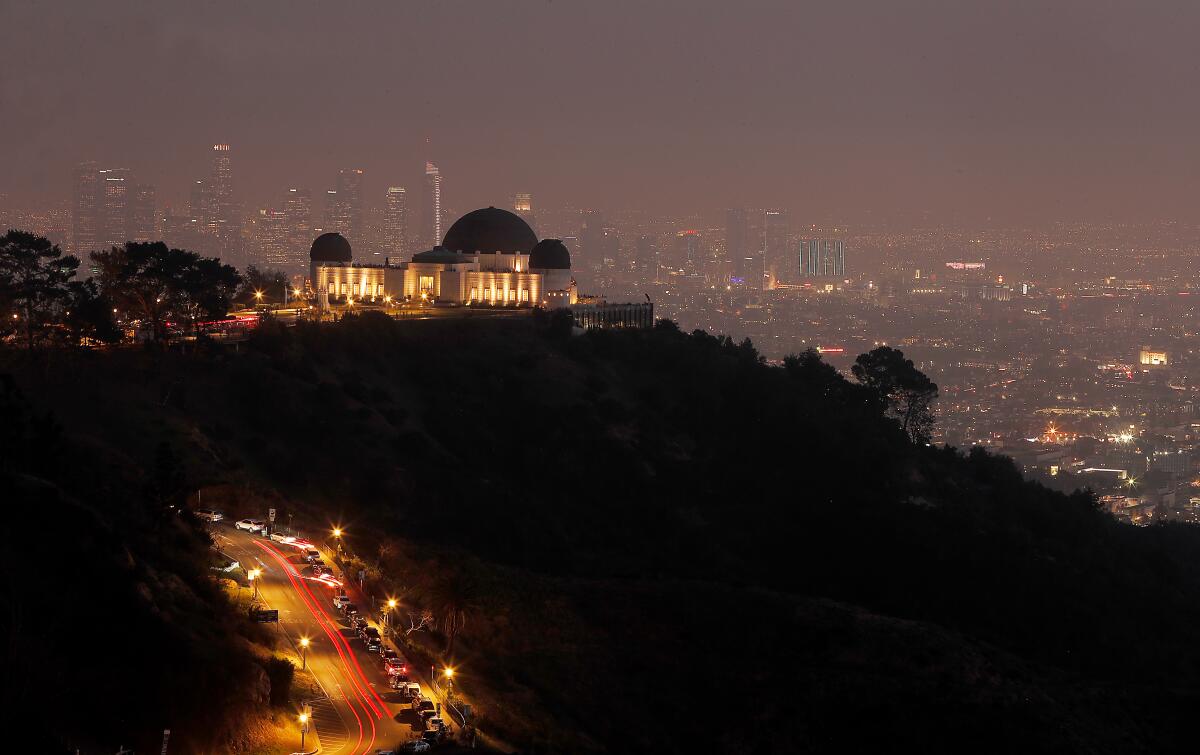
[5,299,1200,752]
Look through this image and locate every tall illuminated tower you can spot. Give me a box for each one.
[71,161,99,254]
[209,144,234,236]
[284,188,312,267]
[763,209,790,288]
[98,168,131,249]
[383,186,408,257]
[336,168,365,243]
[422,161,442,247]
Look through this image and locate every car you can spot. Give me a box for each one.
[412,696,435,715]
[310,564,330,576]
[342,602,359,617]
[333,593,350,609]
[362,626,381,640]
[303,549,321,562]
[420,731,440,745]
[195,509,224,522]
[235,519,263,532]
[385,657,408,675]
[405,682,421,699]
[365,637,382,652]
[270,531,295,544]
[351,616,368,632]
[389,675,407,691]
[399,742,430,753]
[426,716,445,732]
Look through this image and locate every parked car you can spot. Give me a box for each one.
[195,509,224,522]
[303,549,321,562]
[235,519,263,532]
[310,564,330,576]
[362,626,381,641]
[333,593,350,609]
[420,731,440,745]
[341,602,358,616]
[399,741,430,753]
[412,696,435,715]
[270,532,295,544]
[404,682,421,699]
[366,636,382,652]
[351,617,368,632]
[426,716,445,732]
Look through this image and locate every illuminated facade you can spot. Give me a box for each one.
[1139,347,1169,366]
[310,207,573,308]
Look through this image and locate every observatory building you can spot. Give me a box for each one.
[310,207,577,308]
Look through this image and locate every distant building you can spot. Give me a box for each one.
[383,186,408,257]
[1139,346,1169,366]
[209,144,235,237]
[98,168,131,249]
[284,188,313,268]
[726,207,753,284]
[799,238,845,278]
[71,161,99,255]
[675,230,702,274]
[257,208,290,268]
[335,169,364,244]
[763,209,790,287]
[636,234,658,279]
[422,161,443,248]
[129,184,156,242]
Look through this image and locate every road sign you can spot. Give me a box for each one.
[250,608,279,622]
[268,508,276,522]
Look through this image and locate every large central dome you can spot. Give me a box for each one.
[442,207,537,254]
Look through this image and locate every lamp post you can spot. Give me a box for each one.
[298,711,309,750]
[248,568,261,600]
[443,667,455,700]
[383,598,398,637]
[332,527,343,554]
[299,637,310,670]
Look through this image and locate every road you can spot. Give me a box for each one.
[214,526,440,754]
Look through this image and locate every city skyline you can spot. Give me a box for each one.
[7,2,1200,224]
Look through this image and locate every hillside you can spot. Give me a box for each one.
[5,312,1200,752]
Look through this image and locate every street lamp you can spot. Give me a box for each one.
[332,527,343,553]
[299,637,310,670]
[443,667,455,698]
[248,568,262,600]
[383,598,398,633]
[298,711,309,750]
[254,290,264,302]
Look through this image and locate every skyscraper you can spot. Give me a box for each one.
[130,184,157,242]
[513,192,534,230]
[336,169,365,244]
[98,168,131,249]
[284,188,312,267]
[763,209,790,287]
[209,144,234,237]
[323,190,348,237]
[422,161,443,247]
[636,234,658,280]
[798,238,846,278]
[675,230,702,274]
[383,186,408,257]
[71,161,99,255]
[256,208,290,268]
[726,208,754,284]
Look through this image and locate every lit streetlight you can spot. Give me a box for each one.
[332,527,343,554]
[248,568,262,600]
[299,636,310,670]
[298,711,309,750]
[443,666,455,698]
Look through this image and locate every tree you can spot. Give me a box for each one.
[235,266,289,305]
[64,278,121,345]
[91,242,240,341]
[851,346,938,444]
[0,230,80,350]
[429,570,480,657]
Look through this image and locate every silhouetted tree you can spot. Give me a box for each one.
[64,278,121,344]
[852,346,938,443]
[430,570,480,657]
[235,265,289,305]
[0,230,80,349]
[92,242,240,340]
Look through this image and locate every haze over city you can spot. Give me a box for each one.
[6,0,1200,222]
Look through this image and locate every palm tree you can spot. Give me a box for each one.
[429,570,480,657]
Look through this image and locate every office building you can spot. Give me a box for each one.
[335,169,365,244]
[71,161,99,254]
[763,209,790,287]
[422,161,443,248]
[726,208,755,285]
[799,238,845,278]
[98,168,131,249]
[209,144,234,236]
[129,184,157,242]
[284,188,313,268]
[383,186,408,257]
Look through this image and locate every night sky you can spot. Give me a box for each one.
[3,0,1199,223]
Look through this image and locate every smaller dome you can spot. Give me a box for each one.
[310,232,352,263]
[529,239,571,270]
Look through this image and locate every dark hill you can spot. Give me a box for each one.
[5,312,1200,753]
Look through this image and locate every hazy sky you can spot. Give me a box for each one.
[3,0,1199,223]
